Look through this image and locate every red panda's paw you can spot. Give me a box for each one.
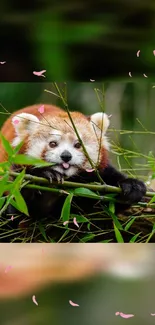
[42,170,64,184]
[118,178,146,204]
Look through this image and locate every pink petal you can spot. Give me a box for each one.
[90,79,95,82]
[33,70,46,77]
[5,265,12,273]
[73,217,79,228]
[119,312,134,319]
[153,50,155,56]
[38,105,45,114]
[129,72,132,77]
[32,295,38,306]
[10,215,14,221]
[143,74,148,78]
[69,300,79,307]
[151,313,155,316]
[63,221,69,226]
[136,50,140,57]
[86,168,95,173]
[0,61,6,64]
[115,312,120,316]
[13,119,19,125]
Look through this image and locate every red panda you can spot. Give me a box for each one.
[0,104,146,220]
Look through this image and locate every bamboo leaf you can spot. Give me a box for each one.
[12,154,54,167]
[0,133,14,156]
[13,190,29,216]
[114,224,124,242]
[60,193,73,222]
[130,232,141,243]
[80,233,95,242]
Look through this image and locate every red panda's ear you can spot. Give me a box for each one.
[12,113,40,136]
[90,112,110,135]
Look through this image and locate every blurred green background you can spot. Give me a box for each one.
[1,272,155,325]
[0,81,154,181]
[1,0,155,80]
[0,243,155,325]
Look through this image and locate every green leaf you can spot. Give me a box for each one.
[148,195,155,204]
[9,198,19,210]
[124,217,136,231]
[0,174,9,197]
[0,197,6,210]
[38,223,48,242]
[0,162,11,170]
[87,223,91,231]
[74,187,98,198]
[60,193,73,222]
[13,141,24,154]
[12,154,54,167]
[108,201,115,214]
[80,233,95,242]
[13,190,29,216]
[110,212,123,230]
[0,133,14,156]
[114,224,124,242]
[130,232,141,243]
[12,169,25,188]
[70,214,88,223]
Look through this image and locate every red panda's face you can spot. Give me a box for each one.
[12,112,110,177]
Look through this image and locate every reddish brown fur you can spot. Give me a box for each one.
[98,147,108,170]
[0,104,91,163]
[0,104,63,162]
[0,104,108,171]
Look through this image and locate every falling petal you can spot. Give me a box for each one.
[38,105,45,114]
[129,72,132,77]
[136,50,140,57]
[63,221,69,226]
[33,70,46,77]
[151,314,155,316]
[153,50,155,56]
[32,295,38,306]
[143,74,148,78]
[108,114,112,118]
[90,79,95,82]
[5,265,12,273]
[119,312,134,319]
[10,216,14,221]
[12,119,19,125]
[0,61,6,64]
[69,300,79,307]
[86,169,95,173]
[73,217,79,228]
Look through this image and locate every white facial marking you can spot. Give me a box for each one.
[12,113,40,147]
[11,111,111,178]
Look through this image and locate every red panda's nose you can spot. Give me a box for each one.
[60,150,72,162]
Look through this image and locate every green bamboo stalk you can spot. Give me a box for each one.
[53,82,104,184]
[0,170,155,198]
[23,184,155,208]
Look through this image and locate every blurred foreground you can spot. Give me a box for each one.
[0,244,155,325]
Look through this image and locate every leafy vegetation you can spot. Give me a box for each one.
[0,83,155,242]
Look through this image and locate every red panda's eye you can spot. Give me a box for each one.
[74,142,81,149]
[49,141,58,148]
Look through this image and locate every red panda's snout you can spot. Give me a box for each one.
[10,110,110,178]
